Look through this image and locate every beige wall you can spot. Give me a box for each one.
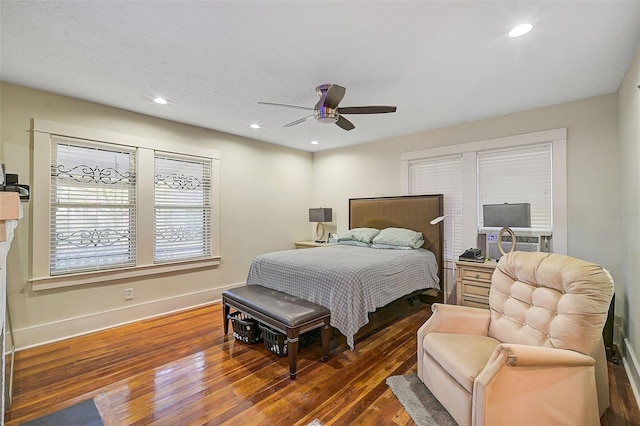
[618,47,640,396]
[0,82,313,348]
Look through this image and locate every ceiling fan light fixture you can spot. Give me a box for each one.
[509,23,533,38]
[314,106,339,124]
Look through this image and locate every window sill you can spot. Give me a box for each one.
[30,257,221,291]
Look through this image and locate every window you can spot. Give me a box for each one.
[477,143,552,231]
[51,137,136,274]
[31,119,221,291]
[154,154,212,263]
[408,154,463,261]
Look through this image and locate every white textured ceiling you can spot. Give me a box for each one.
[1,1,639,152]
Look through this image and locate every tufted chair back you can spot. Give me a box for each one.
[488,251,613,355]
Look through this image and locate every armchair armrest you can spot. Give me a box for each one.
[417,303,491,340]
[473,344,599,426]
[417,303,492,387]
[489,343,595,368]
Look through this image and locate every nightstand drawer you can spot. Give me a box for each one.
[460,267,493,282]
[461,295,490,309]
[462,282,490,297]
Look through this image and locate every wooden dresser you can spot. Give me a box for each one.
[455,260,497,309]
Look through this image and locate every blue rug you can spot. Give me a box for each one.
[23,399,103,426]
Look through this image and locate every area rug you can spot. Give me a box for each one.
[386,374,456,426]
[23,398,103,426]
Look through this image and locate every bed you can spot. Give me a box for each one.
[246,195,444,349]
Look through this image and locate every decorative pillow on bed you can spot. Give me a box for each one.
[338,227,380,244]
[371,227,424,249]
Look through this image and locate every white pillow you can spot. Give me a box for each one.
[372,227,424,249]
[338,227,380,244]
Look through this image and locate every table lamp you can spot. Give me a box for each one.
[309,208,332,242]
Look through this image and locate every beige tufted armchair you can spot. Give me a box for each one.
[417,251,614,426]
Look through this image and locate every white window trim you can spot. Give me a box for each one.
[400,128,567,255]
[30,118,221,291]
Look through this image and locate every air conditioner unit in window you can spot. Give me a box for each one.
[478,230,552,260]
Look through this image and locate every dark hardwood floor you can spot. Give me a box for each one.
[5,299,639,425]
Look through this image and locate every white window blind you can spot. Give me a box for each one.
[408,154,463,261]
[477,143,552,231]
[51,137,136,274]
[154,154,212,263]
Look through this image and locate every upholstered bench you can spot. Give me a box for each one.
[222,285,331,379]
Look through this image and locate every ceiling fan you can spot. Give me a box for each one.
[258,84,397,131]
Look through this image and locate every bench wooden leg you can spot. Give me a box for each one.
[321,322,331,361]
[286,330,300,379]
[223,300,230,335]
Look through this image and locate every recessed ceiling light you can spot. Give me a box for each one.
[311,140,319,145]
[153,97,168,105]
[250,124,261,129]
[508,24,533,38]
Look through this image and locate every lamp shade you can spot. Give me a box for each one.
[309,207,332,222]
[429,215,447,225]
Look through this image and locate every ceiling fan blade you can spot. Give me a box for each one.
[323,84,346,108]
[258,101,314,111]
[335,115,355,131]
[283,114,315,127]
[338,106,397,114]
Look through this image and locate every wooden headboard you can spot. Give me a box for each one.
[349,195,444,300]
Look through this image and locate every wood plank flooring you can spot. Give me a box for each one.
[5,300,639,425]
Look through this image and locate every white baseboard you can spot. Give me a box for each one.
[621,337,640,410]
[10,282,244,351]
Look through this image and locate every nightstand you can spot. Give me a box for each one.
[294,241,332,249]
[455,260,497,309]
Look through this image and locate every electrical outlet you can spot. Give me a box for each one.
[125,288,134,300]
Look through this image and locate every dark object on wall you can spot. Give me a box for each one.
[603,293,616,363]
[0,168,30,202]
[483,203,531,228]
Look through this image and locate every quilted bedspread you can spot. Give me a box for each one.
[246,244,440,349]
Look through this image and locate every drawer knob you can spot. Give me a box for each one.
[475,274,480,279]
